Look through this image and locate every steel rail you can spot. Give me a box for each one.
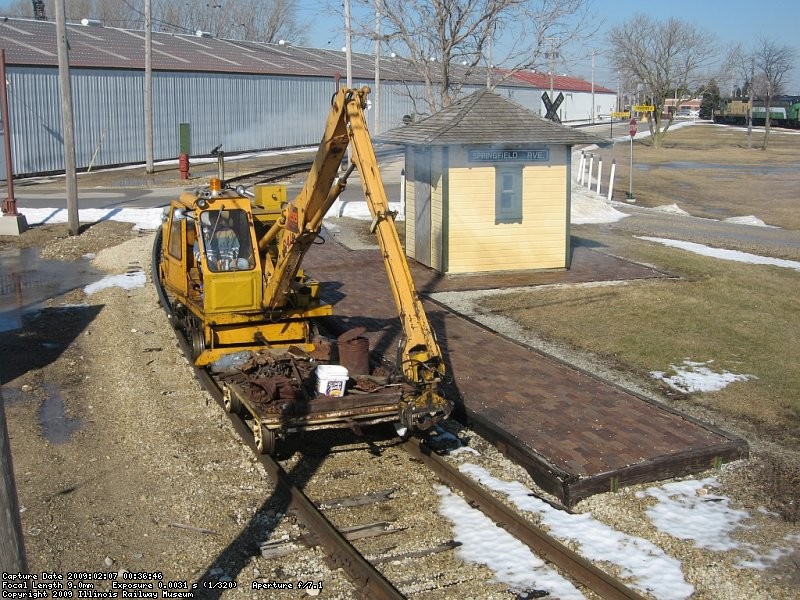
[222,160,314,187]
[402,438,648,600]
[150,230,405,600]
[220,147,403,188]
[152,224,641,599]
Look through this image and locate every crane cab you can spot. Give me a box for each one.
[160,194,262,314]
[158,187,331,367]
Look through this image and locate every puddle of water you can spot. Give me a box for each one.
[38,384,86,444]
[1,386,28,406]
[0,247,102,333]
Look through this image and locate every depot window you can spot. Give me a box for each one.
[495,166,523,224]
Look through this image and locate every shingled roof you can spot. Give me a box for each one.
[376,88,604,147]
[0,16,529,87]
[504,69,616,94]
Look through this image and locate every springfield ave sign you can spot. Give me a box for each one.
[468,149,550,163]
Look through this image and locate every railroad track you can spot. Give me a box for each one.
[217,146,404,190]
[151,230,648,600]
[222,160,315,189]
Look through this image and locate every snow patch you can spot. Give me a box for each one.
[20,207,164,231]
[724,215,774,227]
[651,359,755,393]
[436,484,585,598]
[637,236,800,272]
[637,478,752,552]
[457,463,694,599]
[84,271,146,294]
[653,203,689,215]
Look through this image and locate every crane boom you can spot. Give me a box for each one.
[263,86,447,422]
[157,86,450,436]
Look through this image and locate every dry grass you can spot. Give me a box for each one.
[592,124,800,228]
[481,244,800,436]
[753,453,800,522]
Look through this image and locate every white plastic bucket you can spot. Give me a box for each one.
[316,364,349,397]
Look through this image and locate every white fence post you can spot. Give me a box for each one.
[578,151,585,185]
[596,157,603,195]
[608,159,616,201]
[587,154,594,189]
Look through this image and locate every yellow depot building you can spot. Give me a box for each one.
[378,89,602,274]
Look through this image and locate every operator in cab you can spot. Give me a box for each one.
[194,210,253,272]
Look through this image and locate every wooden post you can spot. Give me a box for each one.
[55,0,79,236]
[144,0,154,174]
[0,388,27,573]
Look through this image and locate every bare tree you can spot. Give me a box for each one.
[608,14,716,148]
[1,0,38,17]
[94,0,141,29]
[0,0,305,43]
[151,0,306,43]
[348,0,595,114]
[751,38,795,150]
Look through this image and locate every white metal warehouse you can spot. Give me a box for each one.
[0,17,615,176]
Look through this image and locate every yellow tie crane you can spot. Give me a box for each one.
[156,87,451,452]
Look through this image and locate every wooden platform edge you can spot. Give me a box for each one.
[563,438,750,507]
[460,406,576,504]
[461,406,749,508]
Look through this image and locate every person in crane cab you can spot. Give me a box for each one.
[195,210,252,272]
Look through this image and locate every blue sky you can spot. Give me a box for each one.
[293,0,800,95]
[0,1,796,93]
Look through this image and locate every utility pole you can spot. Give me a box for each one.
[344,0,352,167]
[55,0,79,236]
[374,0,381,134]
[486,19,495,89]
[0,388,28,574]
[590,49,595,123]
[747,56,754,149]
[344,0,352,91]
[487,36,492,88]
[144,0,154,174]
[545,37,559,113]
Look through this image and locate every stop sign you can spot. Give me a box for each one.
[629,118,637,137]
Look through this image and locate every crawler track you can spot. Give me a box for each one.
[152,229,647,599]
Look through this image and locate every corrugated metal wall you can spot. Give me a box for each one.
[5,66,544,176]
[6,67,419,175]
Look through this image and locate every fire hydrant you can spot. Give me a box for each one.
[178,153,190,180]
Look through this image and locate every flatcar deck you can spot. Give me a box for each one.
[306,233,749,507]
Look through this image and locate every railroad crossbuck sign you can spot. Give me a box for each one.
[542,91,564,123]
[629,118,637,137]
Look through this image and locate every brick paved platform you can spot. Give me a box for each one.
[306,234,749,507]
